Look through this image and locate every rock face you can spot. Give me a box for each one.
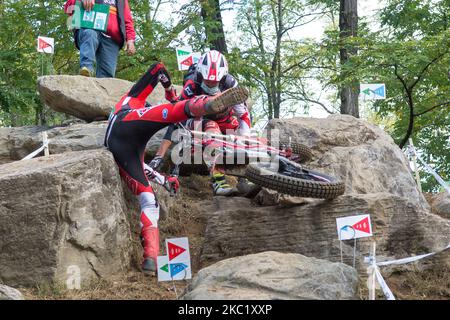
[269,115,429,210]
[199,195,450,270]
[182,251,359,300]
[0,149,132,287]
[199,115,449,270]
[427,192,450,220]
[38,75,182,122]
[0,122,166,165]
[0,123,106,164]
[0,285,24,300]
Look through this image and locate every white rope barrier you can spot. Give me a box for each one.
[21,144,47,160]
[374,267,395,300]
[365,243,450,300]
[21,131,50,160]
[376,243,450,267]
[406,140,450,194]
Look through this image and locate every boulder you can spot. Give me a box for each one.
[199,195,450,270]
[0,149,132,287]
[254,187,315,207]
[0,122,167,164]
[427,192,450,220]
[182,251,359,300]
[198,115,449,270]
[0,285,24,300]
[269,115,429,211]
[37,75,183,122]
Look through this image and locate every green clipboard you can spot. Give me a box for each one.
[71,1,110,32]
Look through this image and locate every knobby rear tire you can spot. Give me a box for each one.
[245,162,345,199]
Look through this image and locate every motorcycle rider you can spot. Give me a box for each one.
[149,50,253,196]
[104,62,248,274]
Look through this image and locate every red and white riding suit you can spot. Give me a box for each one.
[104,63,216,263]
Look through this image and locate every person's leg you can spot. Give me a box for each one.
[96,33,120,78]
[199,120,235,196]
[215,117,259,196]
[77,28,100,76]
[118,165,160,274]
[106,118,163,275]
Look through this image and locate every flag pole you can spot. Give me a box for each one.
[369,242,377,300]
[40,53,44,77]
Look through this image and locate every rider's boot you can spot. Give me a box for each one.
[185,87,249,117]
[212,171,234,196]
[140,226,159,275]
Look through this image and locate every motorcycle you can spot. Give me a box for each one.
[164,122,345,199]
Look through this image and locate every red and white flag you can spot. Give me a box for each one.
[37,36,54,54]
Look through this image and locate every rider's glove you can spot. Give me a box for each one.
[149,155,164,171]
[165,86,178,103]
[164,175,180,195]
[158,72,172,89]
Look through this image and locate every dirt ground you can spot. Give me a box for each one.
[18,177,450,300]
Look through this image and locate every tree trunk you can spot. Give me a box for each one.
[399,91,415,149]
[200,0,228,54]
[274,0,282,119]
[339,0,359,117]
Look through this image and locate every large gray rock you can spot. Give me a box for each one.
[0,149,132,287]
[38,75,183,122]
[427,192,450,220]
[269,115,429,210]
[199,195,450,270]
[0,285,24,300]
[0,122,166,164]
[182,251,359,300]
[199,116,449,268]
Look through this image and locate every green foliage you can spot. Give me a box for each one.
[230,0,326,119]
[380,0,449,38]
[0,0,199,126]
[374,1,449,192]
[0,0,78,126]
[358,1,449,192]
[115,0,198,84]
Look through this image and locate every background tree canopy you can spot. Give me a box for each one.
[0,0,448,192]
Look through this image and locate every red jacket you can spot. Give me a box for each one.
[64,0,136,47]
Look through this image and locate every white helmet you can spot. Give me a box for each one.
[197,50,228,82]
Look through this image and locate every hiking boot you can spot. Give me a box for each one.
[212,172,234,196]
[141,258,157,276]
[79,66,92,77]
[204,87,249,115]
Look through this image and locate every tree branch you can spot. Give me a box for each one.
[414,101,450,117]
[282,56,312,74]
[409,49,449,90]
